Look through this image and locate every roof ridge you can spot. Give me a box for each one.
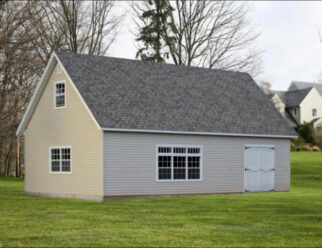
[286,87,313,94]
[292,80,322,85]
[54,50,247,76]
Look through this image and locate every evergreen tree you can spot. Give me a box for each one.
[135,0,176,63]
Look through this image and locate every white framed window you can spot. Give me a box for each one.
[56,64,62,75]
[156,145,202,181]
[50,146,71,173]
[312,108,317,117]
[54,82,66,109]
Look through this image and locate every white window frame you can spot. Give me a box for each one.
[54,81,66,109]
[312,108,317,117]
[49,146,72,174]
[156,144,203,182]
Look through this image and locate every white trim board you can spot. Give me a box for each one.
[102,128,297,139]
[16,54,57,137]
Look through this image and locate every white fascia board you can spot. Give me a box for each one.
[16,54,57,137]
[101,127,297,139]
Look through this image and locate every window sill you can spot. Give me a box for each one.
[50,172,72,175]
[156,179,203,183]
[53,106,66,110]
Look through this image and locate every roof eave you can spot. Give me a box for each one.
[101,127,297,139]
[16,53,57,137]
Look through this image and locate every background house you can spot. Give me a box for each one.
[268,81,322,145]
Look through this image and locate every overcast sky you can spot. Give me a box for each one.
[110,1,322,91]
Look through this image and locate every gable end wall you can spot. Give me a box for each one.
[24,62,103,198]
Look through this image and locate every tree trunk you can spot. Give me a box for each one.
[15,137,19,177]
[0,141,3,176]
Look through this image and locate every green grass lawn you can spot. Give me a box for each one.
[1,152,322,247]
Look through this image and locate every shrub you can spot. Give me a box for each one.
[291,136,306,146]
[296,146,307,152]
[296,122,317,145]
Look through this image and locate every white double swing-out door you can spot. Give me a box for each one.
[244,146,275,192]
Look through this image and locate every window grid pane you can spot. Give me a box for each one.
[51,149,60,172]
[188,156,200,179]
[61,148,71,172]
[188,148,200,154]
[158,147,171,153]
[157,146,201,180]
[158,156,171,179]
[173,147,186,154]
[55,83,65,108]
[173,156,186,179]
[51,147,71,173]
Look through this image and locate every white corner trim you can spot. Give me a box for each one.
[102,127,297,139]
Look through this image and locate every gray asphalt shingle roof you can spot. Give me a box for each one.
[284,87,312,108]
[56,51,296,136]
[291,81,322,96]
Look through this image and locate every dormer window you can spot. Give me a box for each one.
[293,108,297,116]
[313,108,317,117]
[54,82,65,108]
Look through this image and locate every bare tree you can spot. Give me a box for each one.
[0,0,123,176]
[133,0,262,77]
[259,81,272,95]
[0,1,41,176]
[34,0,122,65]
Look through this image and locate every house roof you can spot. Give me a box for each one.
[51,51,295,137]
[271,90,286,103]
[284,110,299,127]
[290,81,322,96]
[284,87,312,108]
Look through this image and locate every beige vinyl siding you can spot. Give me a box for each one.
[103,132,290,196]
[25,61,103,197]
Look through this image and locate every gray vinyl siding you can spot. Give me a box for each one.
[103,132,290,196]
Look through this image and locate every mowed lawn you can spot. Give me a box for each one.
[0,152,322,247]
